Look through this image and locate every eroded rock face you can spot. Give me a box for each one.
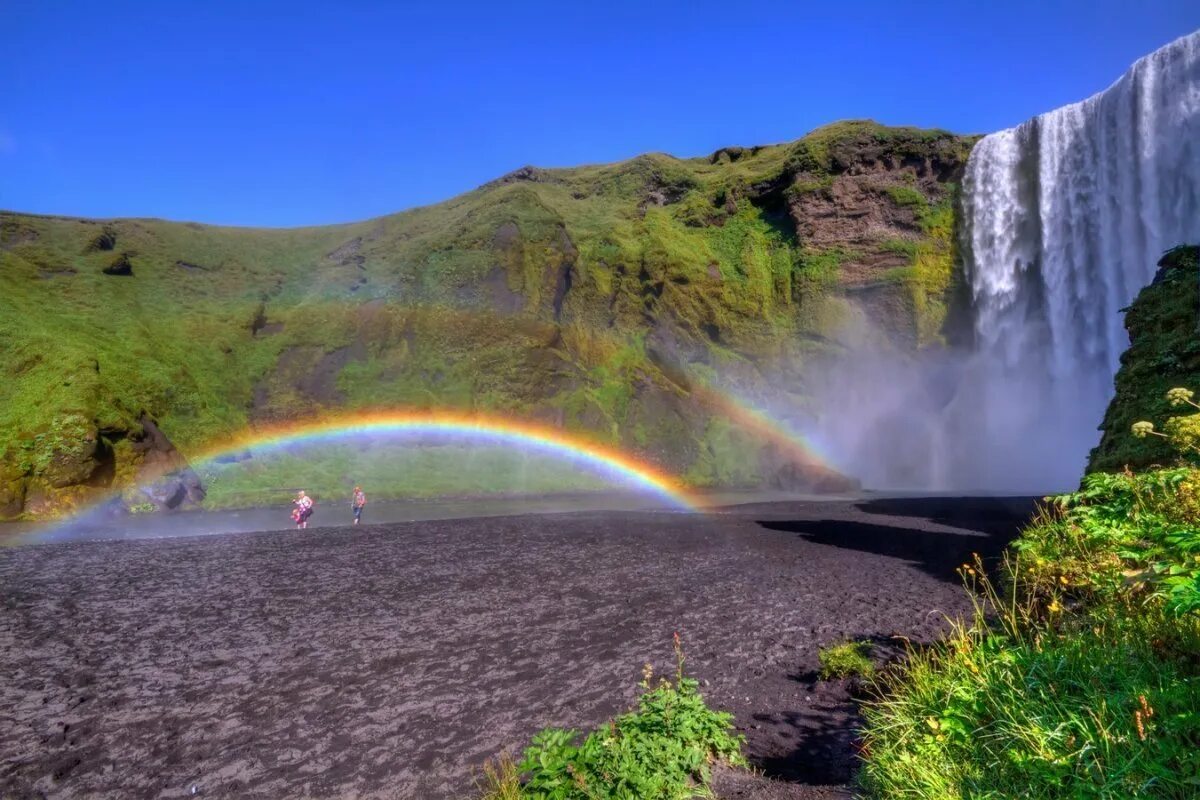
[0,473,26,518]
[40,418,105,488]
[131,417,206,510]
[0,416,204,520]
[102,252,133,276]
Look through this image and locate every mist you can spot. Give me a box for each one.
[802,331,1104,495]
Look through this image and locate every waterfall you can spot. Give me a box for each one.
[958,30,1200,490]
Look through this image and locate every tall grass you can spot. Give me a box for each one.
[860,467,1200,798]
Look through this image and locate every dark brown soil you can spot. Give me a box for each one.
[0,497,1034,799]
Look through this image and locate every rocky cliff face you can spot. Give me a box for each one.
[1090,245,1200,473]
[0,121,975,518]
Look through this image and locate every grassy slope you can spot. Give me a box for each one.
[0,121,973,516]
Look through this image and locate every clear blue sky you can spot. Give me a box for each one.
[2,1,1197,227]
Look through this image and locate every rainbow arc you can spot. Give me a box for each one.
[193,411,699,510]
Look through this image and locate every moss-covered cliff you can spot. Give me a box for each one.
[0,121,977,518]
[1090,245,1200,473]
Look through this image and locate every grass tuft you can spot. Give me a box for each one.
[818,641,875,680]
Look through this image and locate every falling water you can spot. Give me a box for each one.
[807,32,1200,492]
[953,30,1200,490]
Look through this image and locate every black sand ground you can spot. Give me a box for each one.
[0,497,1035,799]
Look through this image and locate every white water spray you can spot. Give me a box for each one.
[957,30,1200,490]
[807,32,1200,493]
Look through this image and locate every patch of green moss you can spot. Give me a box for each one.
[873,189,960,347]
[885,185,928,210]
[795,246,852,291]
[785,175,835,199]
[819,641,875,680]
[879,238,919,258]
[684,416,764,488]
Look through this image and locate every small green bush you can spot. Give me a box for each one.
[818,641,874,680]
[879,238,918,257]
[1014,467,1200,618]
[490,636,745,799]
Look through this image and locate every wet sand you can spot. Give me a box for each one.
[0,497,1035,799]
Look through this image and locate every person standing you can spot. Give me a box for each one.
[295,490,314,529]
[351,486,366,525]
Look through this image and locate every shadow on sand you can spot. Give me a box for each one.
[757,496,1037,585]
[756,518,1009,584]
[748,500,1038,788]
[855,496,1039,531]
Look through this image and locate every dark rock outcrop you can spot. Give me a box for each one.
[0,416,205,520]
[131,416,206,510]
[85,226,118,253]
[771,461,862,494]
[102,252,133,276]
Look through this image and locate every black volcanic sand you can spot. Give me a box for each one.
[0,497,1035,799]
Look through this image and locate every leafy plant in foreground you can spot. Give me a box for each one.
[1012,468,1200,617]
[484,635,745,800]
[1132,386,1200,459]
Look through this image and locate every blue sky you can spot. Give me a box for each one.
[2,1,1197,227]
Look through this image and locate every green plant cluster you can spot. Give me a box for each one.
[860,389,1200,796]
[479,639,744,800]
[817,640,875,680]
[884,185,928,209]
[1017,468,1200,616]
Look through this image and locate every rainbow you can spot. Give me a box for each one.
[692,384,834,470]
[193,412,700,510]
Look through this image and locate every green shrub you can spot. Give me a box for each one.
[817,641,874,680]
[879,238,918,257]
[497,636,745,799]
[1013,467,1200,618]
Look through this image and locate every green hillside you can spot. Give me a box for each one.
[0,121,976,518]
